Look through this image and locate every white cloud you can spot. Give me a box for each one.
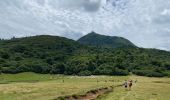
[0,0,170,50]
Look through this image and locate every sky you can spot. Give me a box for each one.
[0,0,170,51]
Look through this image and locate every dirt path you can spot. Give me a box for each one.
[56,85,122,100]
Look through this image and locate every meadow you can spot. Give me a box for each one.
[98,76,170,100]
[0,72,127,100]
[0,73,170,100]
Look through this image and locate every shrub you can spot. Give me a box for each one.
[133,70,165,77]
[50,63,65,74]
[78,70,92,76]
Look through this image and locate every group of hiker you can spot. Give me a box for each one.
[123,80,136,90]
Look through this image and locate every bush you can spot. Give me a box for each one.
[15,56,23,61]
[1,52,10,59]
[163,62,170,70]
[2,67,18,74]
[112,68,129,76]
[11,45,28,53]
[78,70,92,76]
[50,63,65,74]
[94,66,129,76]
[133,70,165,77]
[147,72,165,77]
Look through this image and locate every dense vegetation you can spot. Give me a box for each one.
[0,34,170,77]
[78,32,135,48]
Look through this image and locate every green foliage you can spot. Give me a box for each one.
[132,70,166,77]
[78,70,92,76]
[163,62,170,70]
[0,50,10,59]
[78,32,135,48]
[0,35,170,77]
[50,63,65,74]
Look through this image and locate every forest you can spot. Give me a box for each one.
[0,33,170,77]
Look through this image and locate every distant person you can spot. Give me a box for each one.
[123,80,128,90]
[97,80,99,83]
[129,80,133,90]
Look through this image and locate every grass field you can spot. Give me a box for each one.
[98,76,170,100]
[0,72,127,100]
[0,73,170,100]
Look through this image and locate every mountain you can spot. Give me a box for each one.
[78,32,135,48]
[0,35,170,77]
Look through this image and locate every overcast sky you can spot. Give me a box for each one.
[0,0,170,51]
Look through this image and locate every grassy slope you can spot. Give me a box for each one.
[1,73,170,100]
[98,76,170,100]
[0,72,128,100]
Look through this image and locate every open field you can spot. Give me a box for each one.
[0,73,127,100]
[0,73,170,100]
[98,76,170,100]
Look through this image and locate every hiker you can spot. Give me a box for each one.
[123,80,128,90]
[97,80,99,83]
[128,80,133,90]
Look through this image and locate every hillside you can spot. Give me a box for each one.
[0,35,83,74]
[78,32,135,48]
[0,35,170,77]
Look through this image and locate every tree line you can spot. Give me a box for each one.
[0,35,170,77]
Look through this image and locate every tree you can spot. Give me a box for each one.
[78,70,92,76]
[50,63,65,74]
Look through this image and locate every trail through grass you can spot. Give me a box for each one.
[1,73,170,100]
[0,72,127,100]
[97,76,170,100]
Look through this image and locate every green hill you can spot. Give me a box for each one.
[0,35,170,77]
[78,32,135,48]
[0,35,82,74]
